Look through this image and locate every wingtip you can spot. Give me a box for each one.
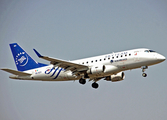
[1,68,6,71]
[33,49,43,57]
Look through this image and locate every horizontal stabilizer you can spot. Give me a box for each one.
[1,68,31,76]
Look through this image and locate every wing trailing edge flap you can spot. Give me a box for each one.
[1,68,31,76]
[33,49,89,72]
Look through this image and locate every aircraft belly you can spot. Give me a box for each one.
[48,70,79,81]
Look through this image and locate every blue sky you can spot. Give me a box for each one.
[0,1,167,120]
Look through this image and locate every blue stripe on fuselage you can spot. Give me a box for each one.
[50,67,59,77]
[54,68,63,79]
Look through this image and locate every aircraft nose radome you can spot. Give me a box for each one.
[157,54,166,62]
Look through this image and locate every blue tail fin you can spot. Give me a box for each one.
[10,43,47,71]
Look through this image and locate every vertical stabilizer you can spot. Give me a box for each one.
[10,43,47,71]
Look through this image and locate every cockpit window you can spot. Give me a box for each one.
[144,50,156,53]
[144,50,149,53]
[149,50,156,52]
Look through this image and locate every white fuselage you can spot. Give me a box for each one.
[11,48,165,81]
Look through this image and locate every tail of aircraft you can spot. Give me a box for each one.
[10,43,47,71]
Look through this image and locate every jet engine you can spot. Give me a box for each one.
[87,65,105,75]
[105,72,125,82]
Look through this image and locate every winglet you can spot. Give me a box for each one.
[33,49,43,58]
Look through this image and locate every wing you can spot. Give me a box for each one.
[1,68,31,76]
[33,49,89,74]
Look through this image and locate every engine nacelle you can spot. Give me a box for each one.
[103,65,119,74]
[105,72,125,82]
[87,65,105,75]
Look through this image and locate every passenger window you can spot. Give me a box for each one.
[87,62,88,64]
[108,57,110,60]
[121,55,123,57]
[91,61,93,63]
[82,62,84,64]
[104,58,106,60]
[129,54,131,56]
[112,57,114,59]
[96,60,97,62]
[125,54,127,57]
[116,56,118,58]
[100,59,102,61]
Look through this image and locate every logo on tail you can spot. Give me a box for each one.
[10,43,47,71]
[15,52,28,66]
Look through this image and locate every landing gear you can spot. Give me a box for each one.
[141,66,148,77]
[92,82,99,89]
[79,78,86,85]
[79,78,99,89]
[84,73,89,78]
[142,73,147,77]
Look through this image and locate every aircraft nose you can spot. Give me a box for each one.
[157,54,166,62]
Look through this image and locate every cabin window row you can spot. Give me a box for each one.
[81,53,131,64]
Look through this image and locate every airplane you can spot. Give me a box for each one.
[1,43,166,89]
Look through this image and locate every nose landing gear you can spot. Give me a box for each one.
[141,66,148,77]
[142,73,147,77]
